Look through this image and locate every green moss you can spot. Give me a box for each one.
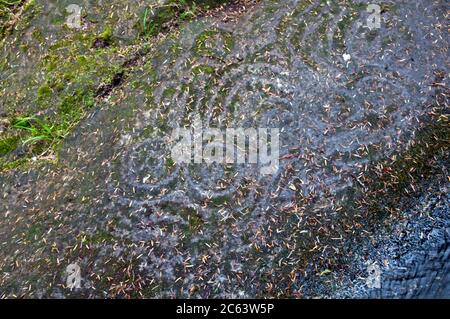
[162,87,177,99]
[178,208,205,238]
[99,25,113,41]
[0,157,28,172]
[24,222,46,242]
[141,0,231,37]
[5,47,104,168]
[141,4,175,37]
[0,0,23,38]
[165,157,175,172]
[87,230,115,245]
[58,88,95,116]
[334,13,356,50]
[192,64,215,75]
[37,84,52,99]
[211,195,230,207]
[0,136,20,156]
[157,116,169,132]
[14,0,40,33]
[31,27,44,41]
[0,32,124,169]
[187,213,204,233]
[0,0,21,12]
[194,30,234,56]
[228,100,237,115]
[0,2,146,172]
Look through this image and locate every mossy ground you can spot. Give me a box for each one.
[141,0,231,37]
[0,0,242,172]
[0,0,23,33]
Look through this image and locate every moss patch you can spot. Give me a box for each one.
[141,0,231,37]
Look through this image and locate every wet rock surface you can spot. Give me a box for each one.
[0,0,449,298]
[333,174,449,299]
